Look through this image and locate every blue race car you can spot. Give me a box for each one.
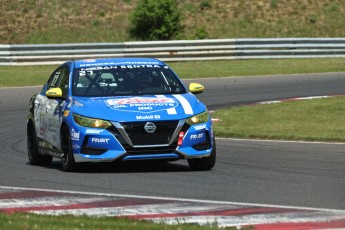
[27,58,216,171]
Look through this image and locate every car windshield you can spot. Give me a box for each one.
[72,65,187,97]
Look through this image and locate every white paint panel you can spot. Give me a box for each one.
[173,94,193,115]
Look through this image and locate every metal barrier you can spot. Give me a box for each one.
[1,38,345,65]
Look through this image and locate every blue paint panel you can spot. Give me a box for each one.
[36,58,214,163]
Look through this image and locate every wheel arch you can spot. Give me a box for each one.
[60,121,70,145]
[27,116,36,138]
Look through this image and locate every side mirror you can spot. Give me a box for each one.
[189,83,204,94]
[46,88,63,99]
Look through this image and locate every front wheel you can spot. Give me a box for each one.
[27,122,52,166]
[61,125,77,172]
[188,139,216,171]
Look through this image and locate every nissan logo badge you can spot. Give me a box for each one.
[144,122,156,133]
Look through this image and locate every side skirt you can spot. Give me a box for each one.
[37,138,64,159]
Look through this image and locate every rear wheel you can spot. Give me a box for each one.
[188,139,216,171]
[27,122,52,166]
[61,125,76,172]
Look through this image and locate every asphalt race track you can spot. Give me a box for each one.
[0,72,344,213]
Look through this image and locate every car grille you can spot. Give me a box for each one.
[120,121,179,145]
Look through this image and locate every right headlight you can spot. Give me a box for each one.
[186,110,209,125]
[73,113,112,129]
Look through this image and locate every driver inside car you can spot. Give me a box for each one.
[135,76,153,94]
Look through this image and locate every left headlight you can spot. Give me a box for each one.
[186,110,209,125]
[73,113,112,129]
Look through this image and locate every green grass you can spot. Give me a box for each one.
[2,1,345,43]
[0,212,241,230]
[0,65,56,87]
[169,58,345,78]
[1,58,345,87]
[212,96,345,142]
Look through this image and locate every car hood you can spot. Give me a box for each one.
[71,94,206,122]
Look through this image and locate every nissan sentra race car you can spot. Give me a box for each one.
[27,58,216,171]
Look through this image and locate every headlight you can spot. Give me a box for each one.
[186,111,209,125]
[73,113,112,128]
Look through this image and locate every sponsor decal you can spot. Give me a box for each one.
[194,124,207,131]
[91,138,110,144]
[190,133,204,141]
[85,129,103,134]
[118,64,161,69]
[79,62,160,68]
[71,128,80,141]
[50,75,59,87]
[108,97,175,105]
[105,97,178,114]
[136,115,161,120]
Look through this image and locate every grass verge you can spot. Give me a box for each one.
[0,212,241,230]
[1,58,345,87]
[212,96,345,142]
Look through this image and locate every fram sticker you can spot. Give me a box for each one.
[107,97,175,105]
[105,97,178,114]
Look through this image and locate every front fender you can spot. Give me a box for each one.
[27,94,38,124]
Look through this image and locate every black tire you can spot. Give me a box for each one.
[27,122,52,166]
[188,139,216,171]
[61,125,77,172]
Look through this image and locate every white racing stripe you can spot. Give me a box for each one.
[156,95,177,114]
[166,108,177,115]
[173,94,193,115]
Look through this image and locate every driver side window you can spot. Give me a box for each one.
[45,66,70,97]
[58,67,70,97]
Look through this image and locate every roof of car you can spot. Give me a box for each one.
[72,57,165,68]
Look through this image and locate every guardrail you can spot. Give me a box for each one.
[1,38,345,65]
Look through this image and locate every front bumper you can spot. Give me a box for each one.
[71,119,214,163]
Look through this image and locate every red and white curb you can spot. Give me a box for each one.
[0,186,344,229]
